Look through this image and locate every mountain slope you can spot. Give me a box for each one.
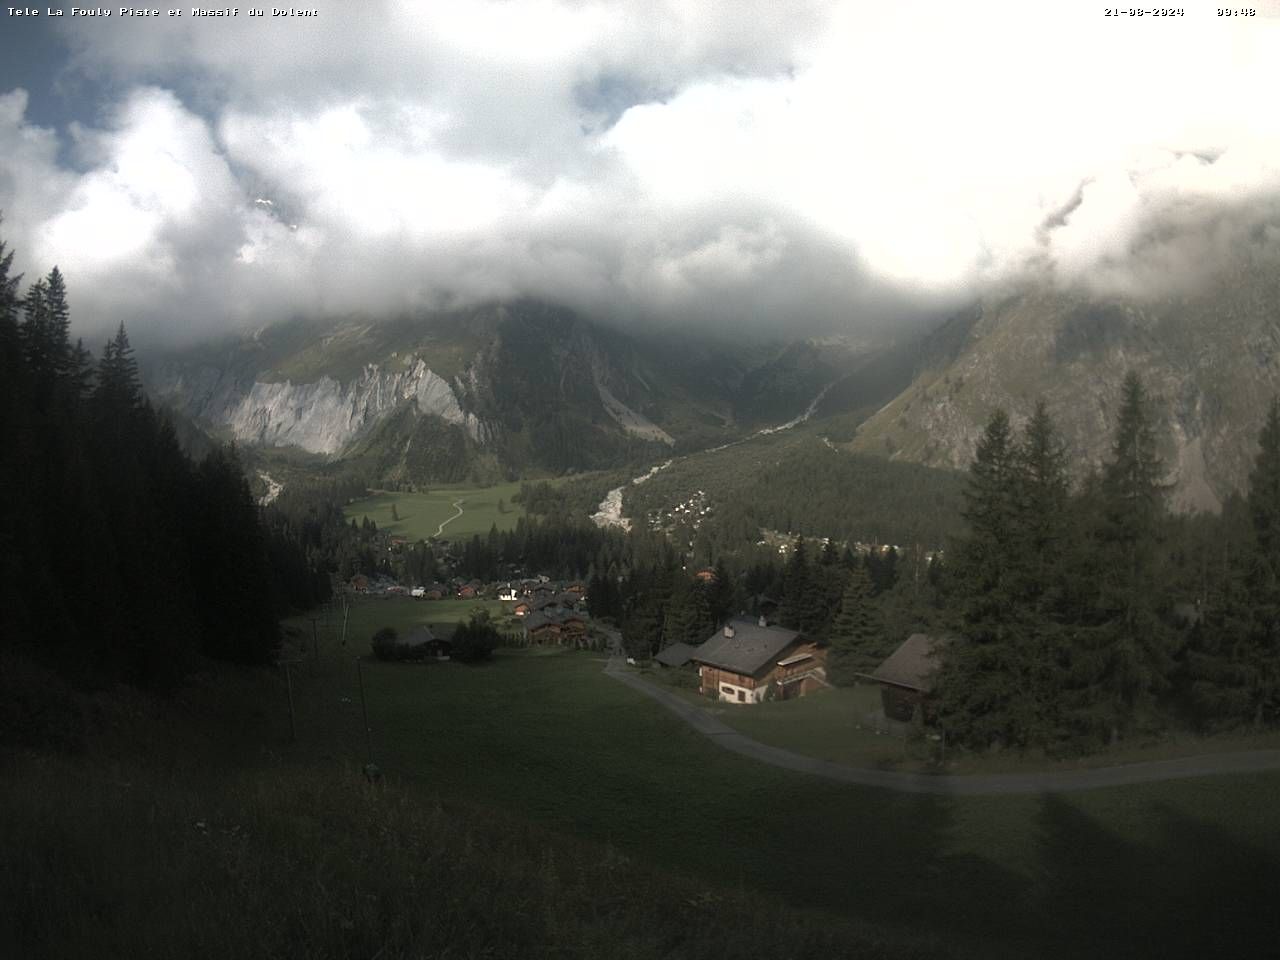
[146,302,880,483]
[846,254,1280,511]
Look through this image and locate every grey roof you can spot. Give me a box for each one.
[524,610,588,631]
[869,634,946,692]
[690,619,802,677]
[654,642,696,667]
[400,626,435,647]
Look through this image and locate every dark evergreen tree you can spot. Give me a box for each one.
[1241,398,1280,723]
[779,537,811,630]
[937,409,1043,748]
[1077,372,1175,742]
[826,564,884,684]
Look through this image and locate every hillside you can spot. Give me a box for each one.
[145,302,887,485]
[846,254,1280,512]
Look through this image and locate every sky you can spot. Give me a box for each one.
[2,1,1280,345]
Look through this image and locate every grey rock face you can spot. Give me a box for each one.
[155,357,482,456]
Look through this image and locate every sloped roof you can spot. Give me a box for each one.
[655,642,696,667]
[400,626,435,647]
[869,634,946,692]
[690,619,801,677]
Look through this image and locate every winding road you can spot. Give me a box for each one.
[434,499,465,538]
[600,639,1280,795]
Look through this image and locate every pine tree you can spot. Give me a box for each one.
[826,564,884,684]
[937,409,1039,748]
[95,323,143,413]
[779,537,810,629]
[1243,397,1280,724]
[1087,371,1175,739]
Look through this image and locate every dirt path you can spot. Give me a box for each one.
[434,499,465,538]
[601,651,1280,795]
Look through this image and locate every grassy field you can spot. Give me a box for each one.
[344,481,528,540]
[284,595,510,651]
[6,629,1280,958]
[265,629,1279,958]
[643,673,1280,775]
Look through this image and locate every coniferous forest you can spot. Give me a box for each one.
[0,231,325,736]
[933,381,1280,753]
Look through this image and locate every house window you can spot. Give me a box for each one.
[736,690,744,702]
[721,685,733,695]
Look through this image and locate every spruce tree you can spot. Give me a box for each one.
[779,537,811,630]
[1089,371,1175,740]
[1243,397,1280,724]
[826,564,885,684]
[937,409,1040,748]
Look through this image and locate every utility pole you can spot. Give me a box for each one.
[356,656,373,765]
[308,616,320,675]
[280,658,304,743]
[340,597,351,649]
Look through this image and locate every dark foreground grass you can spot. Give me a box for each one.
[0,670,936,960]
[280,645,1280,959]
[6,644,1280,959]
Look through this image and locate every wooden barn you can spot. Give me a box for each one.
[690,618,827,704]
[863,634,946,722]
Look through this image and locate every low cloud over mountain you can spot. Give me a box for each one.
[2,1,1279,344]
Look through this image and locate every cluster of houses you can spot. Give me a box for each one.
[657,617,944,720]
[644,489,712,535]
[347,565,943,723]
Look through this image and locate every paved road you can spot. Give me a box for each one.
[601,646,1280,795]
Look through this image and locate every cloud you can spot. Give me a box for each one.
[2,1,1280,345]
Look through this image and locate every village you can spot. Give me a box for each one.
[342,562,937,730]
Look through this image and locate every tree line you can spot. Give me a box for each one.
[0,229,322,709]
[911,375,1280,752]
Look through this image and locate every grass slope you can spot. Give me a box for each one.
[3,671,914,960]
[278,630,1280,958]
[644,672,1280,775]
[285,596,508,649]
[344,482,527,540]
[6,633,1280,958]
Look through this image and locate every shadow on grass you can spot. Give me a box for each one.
[1035,793,1280,958]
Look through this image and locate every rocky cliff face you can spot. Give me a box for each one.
[151,356,482,456]
[145,302,758,477]
[848,254,1280,512]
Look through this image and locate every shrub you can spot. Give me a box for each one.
[370,626,400,661]
[451,610,501,663]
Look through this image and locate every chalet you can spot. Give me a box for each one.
[498,584,519,602]
[558,612,588,644]
[523,609,592,646]
[690,618,827,704]
[556,591,584,611]
[396,626,435,660]
[424,583,447,600]
[654,642,696,669]
[350,574,370,593]
[524,612,562,644]
[564,581,587,597]
[512,600,533,617]
[423,635,452,660]
[693,568,717,583]
[456,583,479,600]
[863,634,946,722]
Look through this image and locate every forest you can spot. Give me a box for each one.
[0,232,325,745]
